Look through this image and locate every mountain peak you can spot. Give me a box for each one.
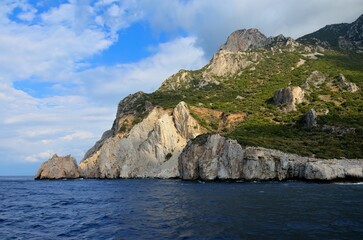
[220,29,299,52]
[220,28,267,52]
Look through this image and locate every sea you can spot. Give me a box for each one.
[0,177,363,239]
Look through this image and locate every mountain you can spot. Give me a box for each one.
[36,15,363,181]
[220,28,298,52]
[297,14,363,51]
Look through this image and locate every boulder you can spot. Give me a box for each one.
[304,109,318,128]
[302,71,326,90]
[273,86,304,112]
[35,154,79,179]
[337,74,359,92]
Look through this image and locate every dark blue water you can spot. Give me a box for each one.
[1,177,363,239]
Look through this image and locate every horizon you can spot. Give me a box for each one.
[0,0,362,176]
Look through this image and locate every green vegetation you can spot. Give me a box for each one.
[143,49,363,159]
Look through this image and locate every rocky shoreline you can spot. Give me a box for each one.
[34,17,363,182]
[35,133,363,182]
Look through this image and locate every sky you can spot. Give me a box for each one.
[0,0,362,176]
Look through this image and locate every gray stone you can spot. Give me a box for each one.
[302,71,326,90]
[273,86,304,112]
[79,101,205,179]
[179,134,244,180]
[179,134,363,181]
[337,74,359,92]
[35,154,79,179]
[304,109,318,128]
[220,29,267,52]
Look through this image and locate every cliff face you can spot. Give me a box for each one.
[179,134,363,181]
[79,101,205,178]
[179,134,244,180]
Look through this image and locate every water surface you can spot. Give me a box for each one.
[1,177,362,239]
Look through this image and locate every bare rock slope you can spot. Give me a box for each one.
[79,101,205,178]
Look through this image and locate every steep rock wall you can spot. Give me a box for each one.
[179,134,363,181]
[79,102,205,178]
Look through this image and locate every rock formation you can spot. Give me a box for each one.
[205,50,256,77]
[179,134,363,181]
[337,74,359,92]
[273,86,304,112]
[35,16,363,182]
[304,109,318,128]
[220,29,299,52]
[179,134,244,180]
[79,101,205,178]
[35,154,79,179]
[220,29,267,52]
[302,71,326,90]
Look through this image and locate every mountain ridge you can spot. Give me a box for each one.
[297,14,363,51]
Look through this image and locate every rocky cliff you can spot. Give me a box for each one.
[35,15,362,181]
[35,154,79,179]
[220,29,299,52]
[78,101,205,178]
[179,134,363,181]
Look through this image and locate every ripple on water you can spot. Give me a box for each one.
[0,178,363,239]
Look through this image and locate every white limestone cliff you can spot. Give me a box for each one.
[179,134,363,181]
[79,102,205,178]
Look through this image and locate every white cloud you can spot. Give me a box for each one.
[77,36,207,103]
[25,151,53,163]
[60,131,94,141]
[0,0,141,84]
[135,0,363,56]
[0,81,115,165]
[23,129,62,138]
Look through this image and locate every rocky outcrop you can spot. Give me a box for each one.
[83,91,150,160]
[35,154,79,179]
[220,29,299,52]
[304,109,318,128]
[179,134,363,181]
[79,101,206,179]
[243,147,363,181]
[302,71,326,90]
[179,135,244,180]
[273,86,304,112]
[220,29,267,52]
[173,102,203,139]
[205,50,258,77]
[337,74,359,92]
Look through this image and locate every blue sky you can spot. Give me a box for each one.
[0,0,362,176]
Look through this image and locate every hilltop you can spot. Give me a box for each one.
[144,16,363,159]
